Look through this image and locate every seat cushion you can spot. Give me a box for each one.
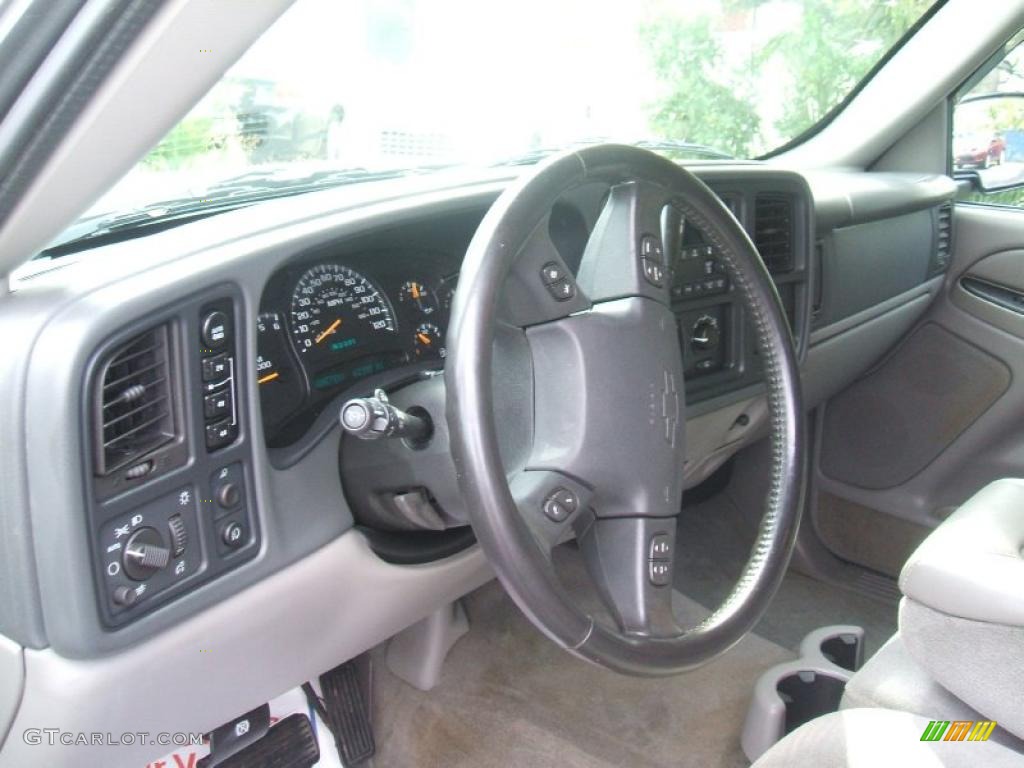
[752,708,1024,768]
[841,633,1024,751]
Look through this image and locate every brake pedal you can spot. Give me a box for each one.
[208,713,319,768]
[317,659,376,765]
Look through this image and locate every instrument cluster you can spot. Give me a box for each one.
[257,248,459,446]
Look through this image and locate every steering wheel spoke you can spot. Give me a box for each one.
[575,180,682,307]
[577,516,680,637]
[509,470,593,554]
[497,212,591,328]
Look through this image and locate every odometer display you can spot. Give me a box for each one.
[289,264,396,369]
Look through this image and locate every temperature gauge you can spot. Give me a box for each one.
[413,322,445,359]
[399,280,438,316]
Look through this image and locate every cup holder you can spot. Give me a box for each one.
[776,669,847,734]
[798,624,865,673]
[820,633,861,671]
[741,625,865,762]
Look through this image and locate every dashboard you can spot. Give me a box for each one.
[255,172,814,456]
[0,162,956,662]
[0,157,959,768]
[257,248,461,446]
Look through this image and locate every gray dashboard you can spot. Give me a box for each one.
[0,162,955,662]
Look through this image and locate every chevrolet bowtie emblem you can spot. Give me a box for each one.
[661,370,679,447]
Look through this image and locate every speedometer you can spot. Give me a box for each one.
[289,264,396,368]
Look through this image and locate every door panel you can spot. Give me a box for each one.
[813,203,1024,578]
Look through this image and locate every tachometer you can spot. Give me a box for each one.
[256,312,305,433]
[289,264,395,367]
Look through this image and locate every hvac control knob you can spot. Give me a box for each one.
[122,526,171,581]
[691,315,721,352]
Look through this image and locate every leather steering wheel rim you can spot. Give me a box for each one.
[446,145,806,676]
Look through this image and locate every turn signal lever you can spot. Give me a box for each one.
[340,388,432,444]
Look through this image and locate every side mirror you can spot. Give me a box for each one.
[953,93,1024,193]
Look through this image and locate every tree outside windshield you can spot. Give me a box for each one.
[93,0,933,214]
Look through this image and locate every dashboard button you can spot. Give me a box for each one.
[205,419,237,451]
[201,310,230,350]
[202,353,230,382]
[217,483,241,510]
[204,389,233,419]
[221,520,246,549]
[211,463,245,517]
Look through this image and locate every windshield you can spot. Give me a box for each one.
[54,0,935,248]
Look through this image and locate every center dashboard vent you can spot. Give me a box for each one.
[93,325,177,477]
[754,193,794,273]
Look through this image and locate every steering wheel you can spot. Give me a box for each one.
[445,145,805,676]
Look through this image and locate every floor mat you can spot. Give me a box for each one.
[373,490,898,768]
[374,545,795,768]
[675,490,898,658]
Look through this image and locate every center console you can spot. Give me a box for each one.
[669,173,813,405]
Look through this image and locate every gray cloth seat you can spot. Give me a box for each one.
[754,478,1024,766]
[753,708,1023,768]
[841,633,1024,751]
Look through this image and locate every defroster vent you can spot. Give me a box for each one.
[94,325,177,476]
[754,193,794,273]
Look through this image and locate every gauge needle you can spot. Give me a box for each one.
[416,332,432,345]
[315,318,342,344]
[411,284,421,299]
[258,372,280,385]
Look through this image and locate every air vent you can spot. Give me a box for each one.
[933,203,953,273]
[94,325,177,476]
[754,194,794,273]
